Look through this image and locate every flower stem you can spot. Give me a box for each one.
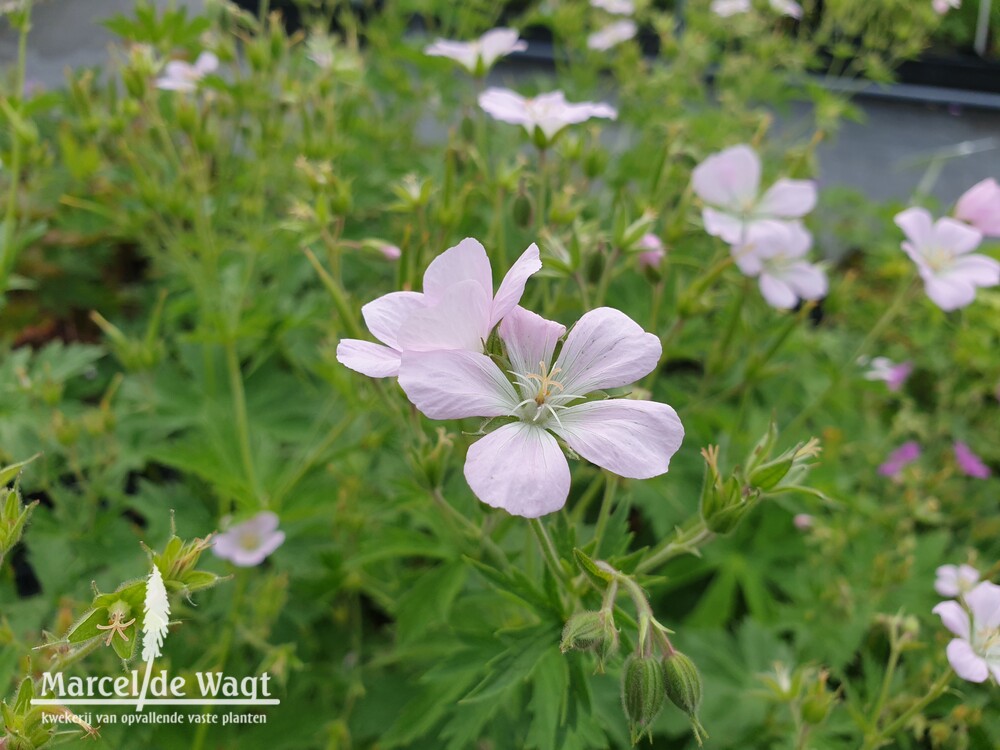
[635,518,713,574]
[860,669,952,750]
[592,472,618,557]
[225,338,261,505]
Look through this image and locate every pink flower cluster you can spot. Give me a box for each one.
[337,239,684,517]
[933,564,1000,683]
[691,145,827,309]
[878,440,991,479]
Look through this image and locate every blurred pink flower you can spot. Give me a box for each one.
[591,0,635,14]
[895,207,998,311]
[424,28,527,76]
[954,441,991,479]
[587,20,638,51]
[862,357,912,392]
[337,238,541,378]
[378,244,402,261]
[933,580,1000,682]
[731,222,827,309]
[692,145,817,244]
[478,88,617,147]
[213,512,285,567]
[932,0,961,13]
[711,0,802,17]
[156,51,218,92]
[637,233,665,268]
[398,306,684,517]
[955,178,1000,237]
[793,513,813,530]
[935,564,981,597]
[878,441,921,477]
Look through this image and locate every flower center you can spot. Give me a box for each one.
[976,626,1000,659]
[508,360,582,427]
[925,245,953,273]
[239,531,261,551]
[526,361,564,405]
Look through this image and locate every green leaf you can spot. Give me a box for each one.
[0,454,40,486]
[111,622,138,661]
[572,548,613,590]
[66,608,109,644]
[460,625,555,705]
[395,562,467,644]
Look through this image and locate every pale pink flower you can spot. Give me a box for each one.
[769,0,803,18]
[954,441,991,479]
[955,178,1000,237]
[337,239,541,378]
[691,145,817,244]
[637,233,665,268]
[862,356,913,392]
[731,222,827,309]
[478,88,617,148]
[936,564,981,598]
[424,28,527,76]
[591,0,635,14]
[793,513,813,530]
[932,0,961,13]
[878,441,921,478]
[587,20,638,51]
[155,51,219,92]
[711,0,751,15]
[933,580,1000,682]
[378,244,402,261]
[895,207,999,311]
[213,512,285,567]
[397,306,684,517]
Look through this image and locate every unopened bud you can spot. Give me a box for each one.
[621,653,665,745]
[662,651,708,745]
[561,610,619,669]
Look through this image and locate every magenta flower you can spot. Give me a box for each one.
[954,441,991,479]
[894,207,999,311]
[731,222,827,309]
[878,441,921,477]
[691,145,817,244]
[933,580,1000,682]
[397,306,684,517]
[636,233,665,268]
[936,564,981,598]
[955,178,1000,237]
[478,88,617,148]
[424,28,527,76]
[336,238,541,378]
[587,20,638,51]
[213,512,285,567]
[862,356,913,392]
[156,51,219,92]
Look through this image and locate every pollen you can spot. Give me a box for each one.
[525,360,564,405]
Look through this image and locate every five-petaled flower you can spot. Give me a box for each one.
[156,51,219,93]
[398,306,684,517]
[894,207,1000,311]
[730,221,827,309]
[478,88,617,149]
[336,238,541,378]
[933,580,1000,682]
[213,511,286,567]
[424,28,527,76]
[936,564,980,598]
[692,145,817,244]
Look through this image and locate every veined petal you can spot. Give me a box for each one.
[946,639,990,683]
[336,340,402,378]
[933,217,983,256]
[932,600,970,639]
[491,243,542,327]
[965,581,1000,630]
[554,307,662,395]
[499,306,566,384]
[422,237,494,301]
[550,399,684,479]
[692,145,761,212]
[398,350,519,420]
[361,291,425,349]
[464,422,571,518]
[756,178,817,219]
[397,279,492,352]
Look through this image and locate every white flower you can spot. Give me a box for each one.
[933,581,1000,682]
[711,0,751,16]
[732,221,827,309]
[424,28,527,76]
[141,564,170,662]
[932,0,961,14]
[478,88,617,147]
[936,564,981,598]
[591,0,636,14]
[587,20,638,51]
[155,51,219,93]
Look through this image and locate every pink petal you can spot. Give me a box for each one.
[702,208,745,244]
[463,423,570,518]
[336,339,402,378]
[923,274,976,311]
[194,51,219,75]
[550,399,684,479]
[692,145,761,211]
[361,291,425,349]
[478,28,528,68]
[954,441,991,479]
[554,308,662,396]
[955,178,1000,236]
[422,238,494,301]
[935,564,962,597]
[758,273,798,309]
[498,306,566,381]
[933,600,971,639]
[886,362,912,391]
[894,207,934,249]
[246,511,280,535]
[478,87,531,127]
[782,261,828,301]
[933,217,983,256]
[945,639,990,683]
[948,254,1000,288]
[398,350,518,420]
[965,581,1000,629]
[756,179,817,219]
[396,279,492,352]
[425,40,480,72]
[491,243,542,328]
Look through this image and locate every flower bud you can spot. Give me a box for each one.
[0,485,37,565]
[621,653,665,744]
[561,610,619,669]
[662,651,708,745]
